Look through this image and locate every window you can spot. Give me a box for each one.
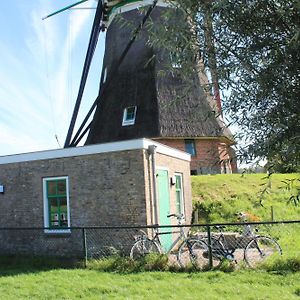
[43,177,70,231]
[184,139,196,156]
[122,106,137,126]
[175,173,184,215]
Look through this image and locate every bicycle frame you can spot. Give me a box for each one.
[153,224,188,254]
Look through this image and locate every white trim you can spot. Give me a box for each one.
[144,140,191,162]
[44,229,71,234]
[43,176,70,233]
[0,138,190,165]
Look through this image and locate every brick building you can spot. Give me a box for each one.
[0,138,192,256]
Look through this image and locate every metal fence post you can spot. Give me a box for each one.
[206,225,213,269]
[82,228,87,268]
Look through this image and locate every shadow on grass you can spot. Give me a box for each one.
[0,254,237,276]
[0,255,85,277]
[2,254,298,276]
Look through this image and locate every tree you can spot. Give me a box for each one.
[147,0,300,171]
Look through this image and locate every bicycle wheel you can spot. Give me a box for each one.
[130,238,161,260]
[244,236,282,268]
[191,239,223,268]
[177,239,195,268]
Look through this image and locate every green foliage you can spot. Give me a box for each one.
[217,259,236,273]
[261,255,300,273]
[214,0,300,169]
[87,253,169,273]
[147,0,300,169]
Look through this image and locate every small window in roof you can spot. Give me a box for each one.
[122,106,137,126]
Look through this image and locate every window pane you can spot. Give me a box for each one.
[126,107,136,120]
[176,191,181,214]
[60,211,68,226]
[50,213,60,227]
[184,140,196,156]
[175,174,184,215]
[57,180,66,195]
[47,181,56,195]
[50,198,58,213]
[175,176,181,189]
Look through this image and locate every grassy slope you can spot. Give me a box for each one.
[192,173,300,268]
[0,269,300,300]
[191,173,300,223]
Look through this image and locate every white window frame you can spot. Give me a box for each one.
[43,176,71,233]
[174,173,185,216]
[122,106,137,126]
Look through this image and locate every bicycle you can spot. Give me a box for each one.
[198,223,282,268]
[130,214,208,268]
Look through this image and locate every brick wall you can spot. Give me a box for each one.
[0,150,147,228]
[0,145,192,257]
[155,138,236,174]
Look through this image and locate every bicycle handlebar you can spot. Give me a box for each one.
[167,213,184,219]
[167,214,176,218]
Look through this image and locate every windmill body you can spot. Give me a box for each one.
[66,0,237,174]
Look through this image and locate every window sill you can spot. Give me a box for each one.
[44,229,71,235]
[122,121,135,126]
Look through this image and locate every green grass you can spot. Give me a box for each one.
[192,173,300,223]
[0,268,300,299]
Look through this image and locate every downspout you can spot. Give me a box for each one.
[148,145,159,226]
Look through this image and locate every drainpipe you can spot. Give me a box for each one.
[148,145,159,226]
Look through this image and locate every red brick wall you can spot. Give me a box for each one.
[155,138,237,174]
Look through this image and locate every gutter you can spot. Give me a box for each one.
[148,145,159,227]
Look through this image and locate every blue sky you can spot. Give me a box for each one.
[0,0,105,156]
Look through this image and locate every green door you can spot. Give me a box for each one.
[156,169,173,251]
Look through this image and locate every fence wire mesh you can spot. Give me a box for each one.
[0,221,299,270]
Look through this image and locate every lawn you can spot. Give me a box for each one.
[1,268,300,299]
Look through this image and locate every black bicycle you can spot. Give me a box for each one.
[197,224,282,268]
[130,214,208,268]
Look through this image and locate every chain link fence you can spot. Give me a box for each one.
[0,220,299,270]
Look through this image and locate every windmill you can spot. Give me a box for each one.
[44,0,236,175]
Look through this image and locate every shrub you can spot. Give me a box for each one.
[87,253,169,273]
[260,255,300,273]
